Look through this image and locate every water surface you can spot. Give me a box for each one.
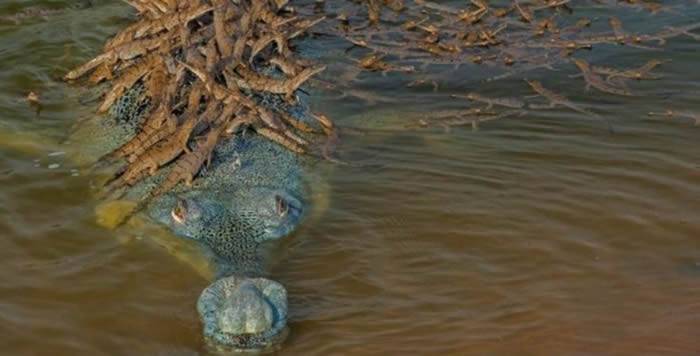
[0,1,699,355]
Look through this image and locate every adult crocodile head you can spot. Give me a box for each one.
[72,82,316,351]
[144,135,305,351]
[142,113,310,352]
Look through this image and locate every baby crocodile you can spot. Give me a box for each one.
[572,58,632,96]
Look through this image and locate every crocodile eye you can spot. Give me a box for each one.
[275,195,288,217]
[171,199,188,224]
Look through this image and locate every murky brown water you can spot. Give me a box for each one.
[1,1,699,355]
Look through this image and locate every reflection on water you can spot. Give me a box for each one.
[0,1,699,355]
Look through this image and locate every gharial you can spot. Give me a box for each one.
[58,0,700,352]
[64,0,333,352]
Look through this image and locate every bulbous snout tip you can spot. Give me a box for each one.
[197,276,288,352]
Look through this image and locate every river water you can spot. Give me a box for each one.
[1,1,699,355]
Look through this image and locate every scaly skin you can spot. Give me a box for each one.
[65,1,332,350]
[234,63,327,100]
[71,80,319,352]
[197,277,289,352]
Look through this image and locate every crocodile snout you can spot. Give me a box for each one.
[217,280,274,334]
[197,276,288,351]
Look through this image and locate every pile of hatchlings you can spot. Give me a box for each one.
[65,0,700,202]
[65,0,336,201]
[308,0,700,128]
